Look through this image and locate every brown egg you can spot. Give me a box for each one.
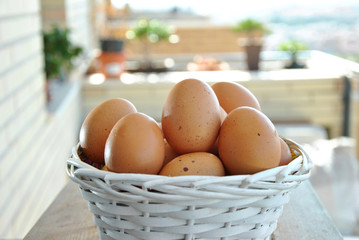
[211,81,261,113]
[159,152,225,177]
[162,78,221,154]
[220,106,228,121]
[218,107,281,175]
[105,112,165,174]
[279,138,293,166]
[208,106,228,155]
[163,138,179,166]
[102,165,109,171]
[79,98,137,164]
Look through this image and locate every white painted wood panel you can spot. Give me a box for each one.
[0,0,87,238]
[82,71,345,138]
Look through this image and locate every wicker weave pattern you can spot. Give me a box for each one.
[67,138,311,240]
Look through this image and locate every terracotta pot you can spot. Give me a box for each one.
[98,39,125,78]
[245,45,262,71]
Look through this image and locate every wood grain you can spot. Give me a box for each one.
[24,181,98,240]
[272,181,343,240]
[24,180,343,240]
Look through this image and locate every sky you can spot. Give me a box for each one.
[111,0,359,24]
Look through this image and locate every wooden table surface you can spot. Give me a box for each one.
[24,180,343,240]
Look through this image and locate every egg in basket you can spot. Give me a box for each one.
[67,78,311,240]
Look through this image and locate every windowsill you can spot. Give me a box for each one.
[46,79,74,113]
[45,57,90,116]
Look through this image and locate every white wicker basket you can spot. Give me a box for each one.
[66,138,312,240]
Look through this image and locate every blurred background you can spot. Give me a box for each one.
[1,0,359,239]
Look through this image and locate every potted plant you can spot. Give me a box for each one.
[232,18,271,71]
[125,18,178,72]
[43,26,83,81]
[278,39,308,68]
[43,25,83,102]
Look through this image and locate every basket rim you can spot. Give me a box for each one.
[67,137,312,184]
[65,138,312,239]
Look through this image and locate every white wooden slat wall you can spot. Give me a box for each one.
[0,0,85,238]
[241,78,344,137]
[0,0,47,237]
[82,76,345,138]
[65,0,92,52]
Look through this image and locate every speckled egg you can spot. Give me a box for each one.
[161,78,222,154]
[79,98,137,164]
[105,112,165,174]
[218,107,281,175]
[279,138,293,166]
[211,81,261,113]
[159,152,225,176]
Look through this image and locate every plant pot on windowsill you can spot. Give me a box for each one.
[125,18,178,73]
[45,66,70,103]
[278,40,308,69]
[285,55,306,69]
[232,18,271,71]
[43,26,83,104]
[97,39,126,78]
[239,37,263,71]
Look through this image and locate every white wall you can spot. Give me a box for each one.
[65,0,93,52]
[0,0,89,238]
[41,0,96,53]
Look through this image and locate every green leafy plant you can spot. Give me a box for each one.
[126,18,175,43]
[278,39,308,68]
[43,26,83,80]
[278,39,308,56]
[125,18,177,70]
[232,18,271,37]
[232,18,271,70]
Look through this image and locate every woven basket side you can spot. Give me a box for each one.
[66,138,312,240]
[80,185,287,239]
